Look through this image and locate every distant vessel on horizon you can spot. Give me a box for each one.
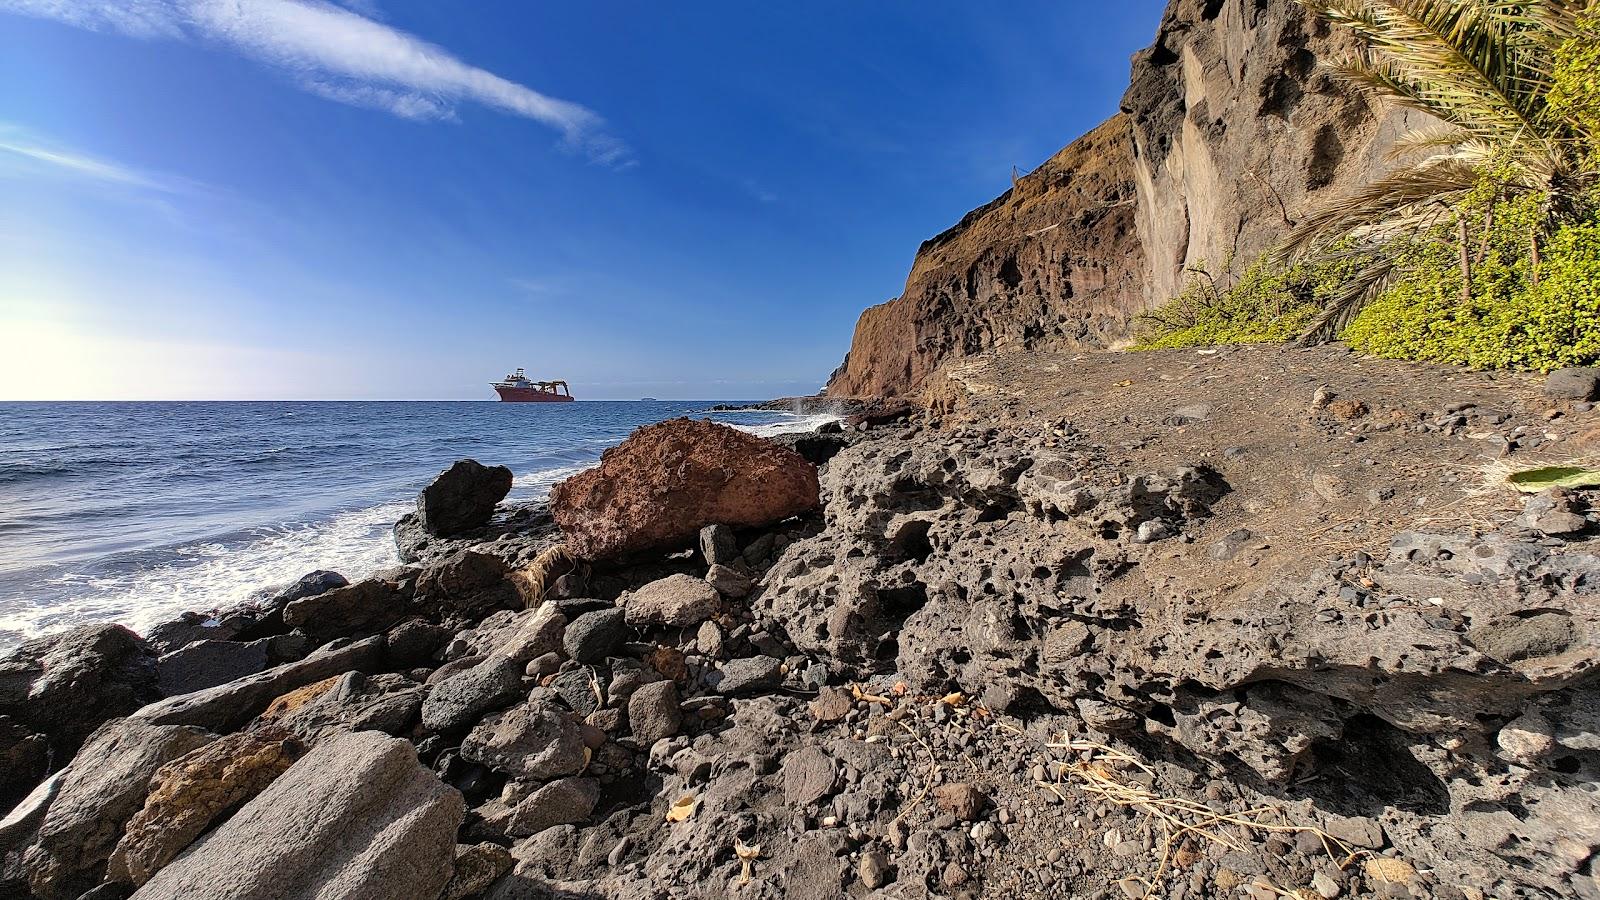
[492,368,575,402]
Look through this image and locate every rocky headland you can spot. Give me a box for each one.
[2,348,1598,899]
[4,0,1598,897]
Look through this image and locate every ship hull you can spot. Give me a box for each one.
[494,386,575,402]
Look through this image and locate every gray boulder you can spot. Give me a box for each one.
[460,703,587,780]
[506,777,599,837]
[421,657,525,733]
[282,577,407,645]
[418,459,514,537]
[699,523,740,566]
[627,680,680,745]
[133,636,384,733]
[271,672,425,745]
[1545,367,1600,401]
[0,624,159,758]
[23,719,215,900]
[130,731,464,900]
[710,656,782,695]
[562,608,626,663]
[620,574,720,628]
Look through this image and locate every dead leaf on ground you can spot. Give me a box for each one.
[665,794,699,823]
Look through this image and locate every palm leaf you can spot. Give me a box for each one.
[1282,156,1481,259]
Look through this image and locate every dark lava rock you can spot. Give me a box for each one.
[460,704,587,781]
[563,608,627,664]
[421,658,525,733]
[414,549,517,621]
[0,715,49,809]
[281,577,407,645]
[1544,367,1600,401]
[699,523,740,567]
[626,680,680,745]
[782,745,838,806]
[418,459,514,537]
[507,777,600,837]
[709,656,782,695]
[769,430,851,467]
[156,639,272,697]
[0,624,159,761]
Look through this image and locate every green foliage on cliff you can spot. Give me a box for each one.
[1132,253,1363,350]
[1285,0,1600,339]
[1344,207,1600,371]
[1549,9,1600,167]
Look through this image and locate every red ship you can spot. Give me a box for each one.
[492,368,575,402]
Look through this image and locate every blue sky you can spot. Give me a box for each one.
[0,0,1164,400]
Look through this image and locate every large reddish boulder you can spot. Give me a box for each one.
[550,418,819,561]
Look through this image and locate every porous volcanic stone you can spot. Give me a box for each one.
[459,703,587,781]
[563,608,627,663]
[1545,367,1600,401]
[782,745,838,806]
[549,418,819,560]
[0,624,159,759]
[156,638,272,697]
[421,657,525,733]
[442,843,513,900]
[129,731,463,900]
[932,783,986,822]
[507,776,599,837]
[281,577,407,644]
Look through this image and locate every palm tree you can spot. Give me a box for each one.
[1284,0,1595,339]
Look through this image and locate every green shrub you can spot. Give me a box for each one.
[1132,252,1363,350]
[1344,206,1600,372]
[1549,10,1600,167]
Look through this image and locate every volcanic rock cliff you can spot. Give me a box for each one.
[826,0,1426,399]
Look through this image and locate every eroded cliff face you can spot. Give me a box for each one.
[1124,0,1426,303]
[826,117,1142,400]
[825,0,1427,399]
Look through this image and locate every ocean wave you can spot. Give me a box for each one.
[0,501,409,647]
[732,412,840,438]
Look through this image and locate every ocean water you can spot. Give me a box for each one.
[0,401,835,653]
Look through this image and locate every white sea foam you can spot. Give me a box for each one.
[734,412,840,438]
[0,462,596,648]
[0,500,411,644]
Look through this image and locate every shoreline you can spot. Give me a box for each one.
[1,348,1594,899]
[0,407,837,655]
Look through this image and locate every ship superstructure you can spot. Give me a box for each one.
[492,368,575,402]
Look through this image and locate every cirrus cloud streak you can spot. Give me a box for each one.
[0,0,628,164]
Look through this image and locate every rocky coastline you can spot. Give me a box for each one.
[1,349,1596,900]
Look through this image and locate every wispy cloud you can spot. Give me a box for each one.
[0,126,196,193]
[0,0,629,164]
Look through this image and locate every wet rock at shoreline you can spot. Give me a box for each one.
[549,418,819,560]
[132,636,384,733]
[155,639,273,697]
[417,459,514,537]
[0,625,160,766]
[281,577,407,645]
[129,731,463,900]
